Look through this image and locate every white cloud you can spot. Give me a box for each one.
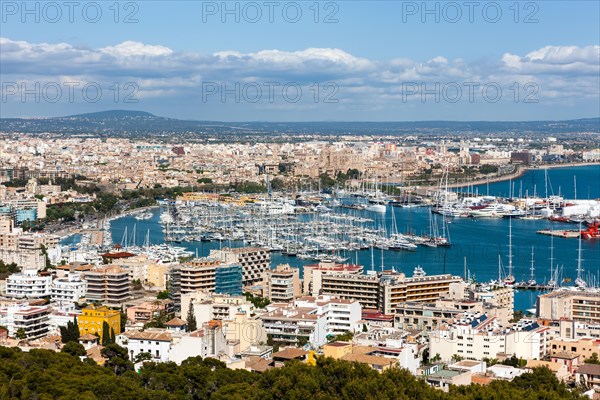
[1,38,598,111]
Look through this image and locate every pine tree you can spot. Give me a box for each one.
[110,328,116,344]
[186,303,197,332]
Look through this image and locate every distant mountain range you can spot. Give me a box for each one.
[1,110,598,138]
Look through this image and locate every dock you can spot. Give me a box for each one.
[536,230,580,238]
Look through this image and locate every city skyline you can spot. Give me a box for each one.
[1,1,599,121]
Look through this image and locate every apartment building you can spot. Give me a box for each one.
[320,273,380,310]
[51,274,88,304]
[118,329,173,362]
[260,295,361,347]
[260,304,327,347]
[0,221,60,269]
[5,270,52,298]
[379,273,463,314]
[303,261,363,295]
[549,337,600,361]
[181,291,254,325]
[168,321,228,365]
[126,299,175,325]
[173,258,220,295]
[0,303,51,339]
[394,300,484,331]
[296,295,362,336]
[429,314,550,363]
[209,247,270,286]
[469,285,514,311]
[84,265,130,305]
[538,290,600,324]
[215,264,243,296]
[263,264,301,302]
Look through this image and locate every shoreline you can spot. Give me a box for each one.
[427,162,600,191]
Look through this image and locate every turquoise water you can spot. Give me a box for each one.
[462,164,600,199]
[110,166,600,313]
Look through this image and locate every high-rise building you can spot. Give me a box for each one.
[263,264,301,302]
[84,265,130,305]
[5,270,52,298]
[215,264,243,296]
[0,303,51,339]
[537,291,600,324]
[209,247,270,286]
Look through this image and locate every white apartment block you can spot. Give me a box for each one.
[429,314,549,363]
[209,247,270,286]
[5,270,52,298]
[51,274,88,305]
[118,330,173,363]
[181,291,254,325]
[0,303,51,339]
[294,295,362,335]
[260,295,362,347]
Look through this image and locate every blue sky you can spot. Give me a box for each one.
[1,1,599,121]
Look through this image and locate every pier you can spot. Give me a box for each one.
[536,230,580,238]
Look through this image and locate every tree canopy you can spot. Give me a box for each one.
[0,346,585,400]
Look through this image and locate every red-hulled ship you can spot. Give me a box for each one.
[581,222,600,239]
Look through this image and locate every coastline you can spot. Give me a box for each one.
[435,161,600,191]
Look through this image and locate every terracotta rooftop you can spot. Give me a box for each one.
[245,356,271,373]
[272,348,307,360]
[165,317,187,326]
[577,364,600,376]
[123,330,172,341]
[80,333,98,341]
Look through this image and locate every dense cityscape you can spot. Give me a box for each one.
[0,113,599,399]
[2,1,600,399]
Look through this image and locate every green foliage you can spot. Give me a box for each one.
[61,342,87,357]
[232,181,267,193]
[15,328,27,340]
[270,178,285,190]
[101,344,135,376]
[60,317,80,344]
[502,355,527,368]
[0,260,20,279]
[157,290,169,300]
[197,177,213,184]
[584,352,600,364]
[244,292,270,309]
[319,173,336,188]
[510,310,524,323]
[483,357,499,366]
[132,279,143,290]
[451,354,464,362]
[0,347,584,400]
[330,331,354,342]
[186,303,197,332]
[134,352,153,364]
[479,164,499,174]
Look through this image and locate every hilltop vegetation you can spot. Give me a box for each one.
[0,346,584,400]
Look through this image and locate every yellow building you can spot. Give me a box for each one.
[78,305,121,338]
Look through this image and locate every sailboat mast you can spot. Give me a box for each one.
[530,246,535,281]
[508,217,513,277]
[577,222,583,281]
